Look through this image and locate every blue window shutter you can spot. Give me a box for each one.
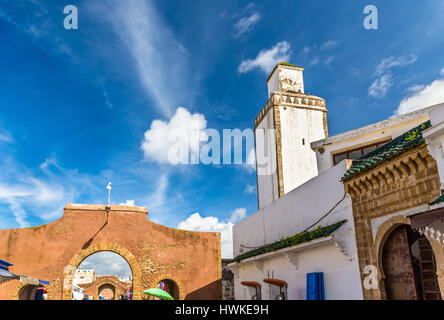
[306,272,325,300]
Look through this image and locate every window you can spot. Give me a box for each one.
[332,139,391,165]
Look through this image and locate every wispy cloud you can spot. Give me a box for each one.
[375,55,418,76]
[238,41,291,74]
[308,56,319,67]
[369,74,392,98]
[369,55,418,98]
[234,11,261,38]
[324,56,334,67]
[105,0,195,117]
[103,91,112,108]
[244,184,256,194]
[320,40,339,50]
[0,130,13,144]
[0,1,72,57]
[147,174,169,209]
[0,155,100,227]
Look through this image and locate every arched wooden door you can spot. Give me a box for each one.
[382,225,441,300]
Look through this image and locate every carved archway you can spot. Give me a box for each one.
[374,215,410,299]
[375,216,441,300]
[61,242,142,300]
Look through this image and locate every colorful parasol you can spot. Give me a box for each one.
[142,288,174,300]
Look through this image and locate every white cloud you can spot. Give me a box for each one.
[375,55,417,76]
[79,251,132,277]
[0,130,13,143]
[244,184,256,194]
[119,200,135,206]
[229,208,247,223]
[147,174,168,208]
[324,56,334,67]
[234,12,261,38]
[141,107,208,164]
[308,56,319,67]
[238,41,291,74]
[320,40,339,50]
[0,155,100,227]
[103,91,112,108]
[369,55,418,98]
[395,79,444,115]
[440,67,444,76]
[177,208,248,258]
[107,0,195,117]
[369,74,392,98]
[405,84,426,93]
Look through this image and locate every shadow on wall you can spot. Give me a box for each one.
[185,280,222,300]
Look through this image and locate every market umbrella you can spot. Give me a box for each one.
[142,288,174,300]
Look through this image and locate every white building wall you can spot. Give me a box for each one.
[231,160,363,300]
[267,70,279,98]
[312,109,433,174]
[280,106,325,194]
[425,103,444,189]
[256,109,279,209]
[233,244,362,300]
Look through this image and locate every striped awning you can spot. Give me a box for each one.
[0,259,13,271]
[0,259,50,286]
[0,268,19,285]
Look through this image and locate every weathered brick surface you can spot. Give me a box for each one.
[0,204,221,300]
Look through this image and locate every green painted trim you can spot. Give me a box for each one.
[429,194,444,206]
[341,121,431,182]
[231,220,347,263]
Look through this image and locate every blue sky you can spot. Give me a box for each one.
[0,0,444,258]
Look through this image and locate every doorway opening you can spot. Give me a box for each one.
[73,251,133,300]
[382,224,441,300]
[157,279,179,300]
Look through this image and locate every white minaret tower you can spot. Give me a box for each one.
[254,63,328,209]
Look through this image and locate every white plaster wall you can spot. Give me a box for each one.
[425,103,444,189]
[234,161,354,255]
[256,109,279,209]
[314,115,430,174]
[232,161,362,299]
[233,243,363,300]
[429,103,444,126]
[267,70,279,98]
[425,131,444,189]
[280,106,325,194]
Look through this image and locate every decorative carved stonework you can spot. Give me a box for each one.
[343,146,442,300]
[279,71,303,93]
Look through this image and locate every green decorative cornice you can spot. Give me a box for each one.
[232,220,347,263]
[341,121,431,182]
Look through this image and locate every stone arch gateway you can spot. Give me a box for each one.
[0,204,222,300]
[62,243,142,300]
